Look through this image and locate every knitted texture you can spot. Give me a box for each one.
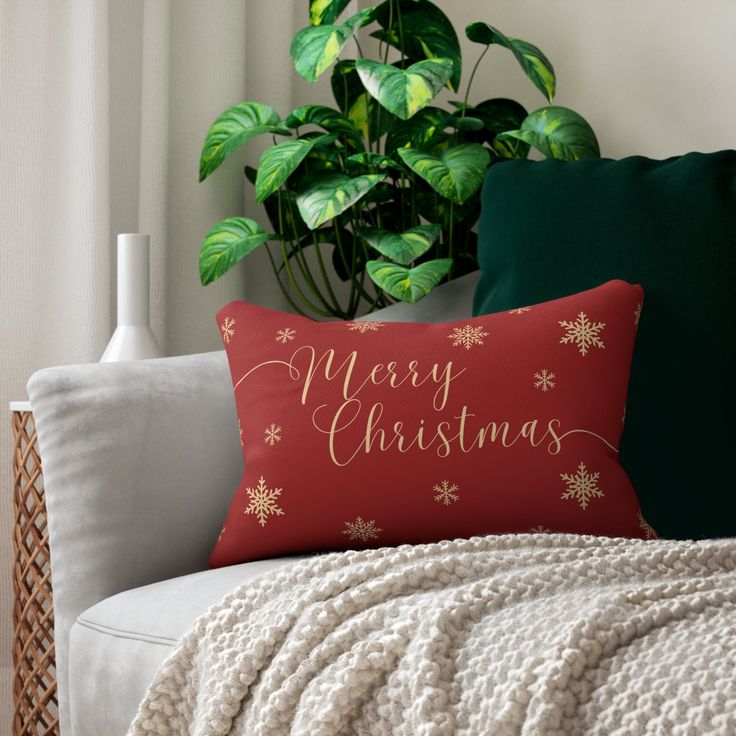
[128,534,736,735]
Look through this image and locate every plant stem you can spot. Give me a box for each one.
[313,231,346,317]
[264,244,310,317]
[396,0,406,67]
[448,200,455,277]
[284,189,343,316]
[279,237,333,318]
[277,193,333,317]
[462,45,490,112]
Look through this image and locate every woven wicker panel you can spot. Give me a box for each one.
[11,410,59,736]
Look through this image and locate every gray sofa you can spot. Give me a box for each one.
[27,272,479,736]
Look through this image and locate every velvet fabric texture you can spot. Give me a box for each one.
[473,151,736,539]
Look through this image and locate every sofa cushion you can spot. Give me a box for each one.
[212,279,652,568]
[472,152,736,539]
[68,556,306,736]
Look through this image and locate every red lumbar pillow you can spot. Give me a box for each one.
[210,280,654,567]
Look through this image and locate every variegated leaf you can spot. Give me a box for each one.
[366,258,452,303]
[362,224,440,265]
[356,58,454,120]
[397,144,490,204]
[292,7,376,83]
[199,217,275,284]
[199,102,289,182]
[497,106,600,160]
[466,22,556,102]
[296,173,385,229]
[372,0,462,91]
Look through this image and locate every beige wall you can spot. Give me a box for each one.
[431,0,734,158]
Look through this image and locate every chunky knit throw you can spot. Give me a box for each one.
[129,534,736,735]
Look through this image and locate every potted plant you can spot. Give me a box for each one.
[198,0,600,319]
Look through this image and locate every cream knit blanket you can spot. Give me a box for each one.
[129,534,736,735]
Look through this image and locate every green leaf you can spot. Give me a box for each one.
[470,98,529,158]
[362,224,440,265]
[199,217,274,285]
[263,189,310,240]
[448,114,484,131]
[292,7,376,83]
[372,0,462,91]
[331,60,397,140]
[345,152,402,173]
[309,0,351,25]
[366,258,452,303]
[416,189,481,230]
[356,58,453,120]
[466,22,556,102]
[296,173,385,229]
[498,105,600,160]
[256,136,329,203]
[384,106,450,157]
[397,144,490,204]
[199,102,289,182]
[284,104,363,148]
[255,140,310,204]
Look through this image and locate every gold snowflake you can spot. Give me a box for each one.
[560,462,604,509]
[275,327,296,344]
[508,306,532,315]
[638,510,658,539]
[220,316,236,344]
[634,302,642,327]
[347,321,384,333]
[448,324,489,350]
[433,480,460,505]
[244,476,285,526]
[533,369,556,392]
[342,516,382,542]
[559,312,606,356]
[264,423,282,446]
[529,525,552,533]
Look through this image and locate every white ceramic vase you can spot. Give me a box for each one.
[100,233,163,362]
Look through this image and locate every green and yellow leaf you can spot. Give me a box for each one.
[309,0,352,26]
[292,6,376,83]
[331,60,398,140]
[397,144,490,204]
[384,106,450,157]
[256,137,327,203]
[199,217,275,285]
[284,104,363,148]
[466,22,556,102]
[296,173,385,230]
[356,58,454,120]
[199,102,289,182]
[497,105,600,160]
[372,0,462,91]
[366,258,452,303]
[362,224,441,265]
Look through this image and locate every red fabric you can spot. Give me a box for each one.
[210,280,652,567]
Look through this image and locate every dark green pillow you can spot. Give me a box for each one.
[473,151,736,539]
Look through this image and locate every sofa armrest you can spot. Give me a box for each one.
[27,350,241,736]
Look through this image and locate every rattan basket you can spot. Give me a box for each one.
[11,403,59,736]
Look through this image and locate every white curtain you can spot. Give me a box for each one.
[0,0,338,724]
